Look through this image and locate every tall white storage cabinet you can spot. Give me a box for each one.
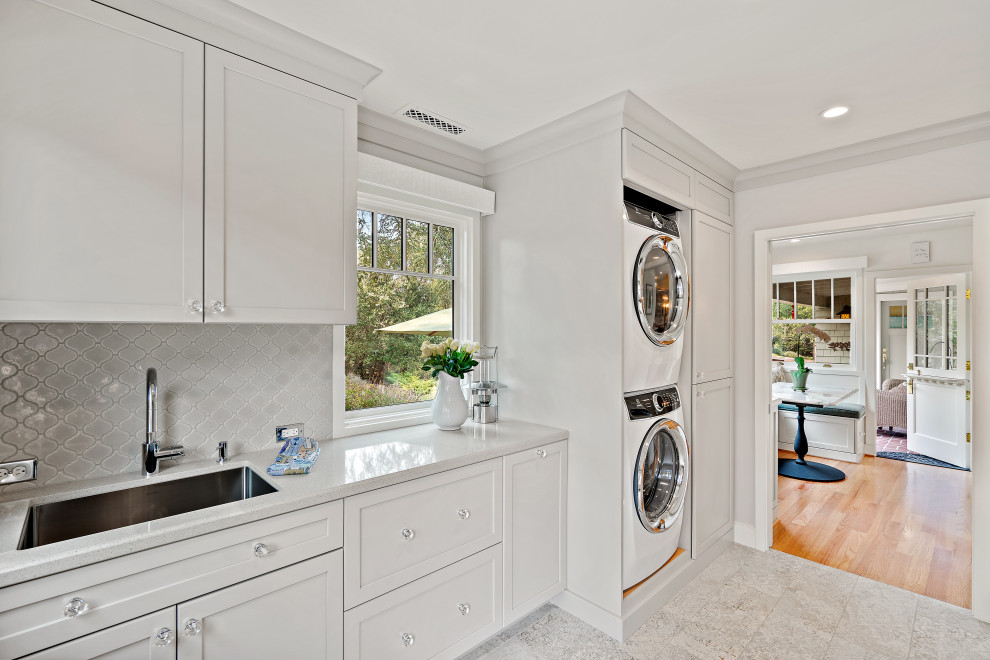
[0,0,204,323]
[204,48,357,324]
[689,211,735,559]
[503,442,567,625]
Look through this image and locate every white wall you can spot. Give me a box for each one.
[734,138,990,529]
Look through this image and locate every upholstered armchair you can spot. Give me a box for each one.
[877,378,908,430]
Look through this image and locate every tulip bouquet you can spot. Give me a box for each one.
[421,338,480,379]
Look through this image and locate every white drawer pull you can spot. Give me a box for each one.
[401,528,415,541]
[401,633,415,647]
[536,449,547,458]
[63,597,88,618]
[254,542,270,558]
[458,603,471,616]
[457,508,470,520]
[183,619,201,636]
[154,628,175,647]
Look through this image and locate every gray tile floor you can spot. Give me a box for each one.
[461,544,990,660]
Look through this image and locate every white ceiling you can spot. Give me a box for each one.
[228,0,990,170]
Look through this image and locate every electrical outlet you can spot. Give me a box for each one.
[275,422,305,443]
[0,458,37,485]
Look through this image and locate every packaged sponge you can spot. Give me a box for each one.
[267,436,320,476]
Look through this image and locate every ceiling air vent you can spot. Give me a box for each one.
[397,106,466,136]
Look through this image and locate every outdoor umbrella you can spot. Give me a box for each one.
[377,308,452,336]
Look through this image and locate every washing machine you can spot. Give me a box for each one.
[622,186,690,390]
[622,384,690,590]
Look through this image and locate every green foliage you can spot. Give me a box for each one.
[421,344,479,379]
[386,370,437,398]
[345,271,452,384]
[772,324,815,361]
[794,356,812,374]
[345,375,423,410]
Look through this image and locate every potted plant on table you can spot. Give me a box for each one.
[421,339,480,430]
[791,356,812,392]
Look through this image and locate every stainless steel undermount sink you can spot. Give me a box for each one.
[18,467,277,550]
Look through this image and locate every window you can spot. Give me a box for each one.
[771,274,855,367]
[335,193,478,435]
[912,284,960,371]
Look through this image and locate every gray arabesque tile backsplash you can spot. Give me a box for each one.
[0,323,333,491]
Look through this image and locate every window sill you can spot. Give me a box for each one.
[337,402,434,438]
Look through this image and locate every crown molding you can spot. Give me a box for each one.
[96,0,381,99]
[358,108,485,179]
[482,91,739,189]
[735,112,990,192]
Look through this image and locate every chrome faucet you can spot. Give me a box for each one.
[142,368,183,475]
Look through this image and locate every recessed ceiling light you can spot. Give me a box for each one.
[790,239,801,243]
[820,106,850,119]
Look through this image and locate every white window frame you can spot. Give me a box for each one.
[332,190,482,437]
[771,268,861,373]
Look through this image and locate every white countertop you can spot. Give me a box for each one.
[772,382,859,407]
[0,419,567,587]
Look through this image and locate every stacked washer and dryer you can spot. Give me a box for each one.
[620,187,692,591]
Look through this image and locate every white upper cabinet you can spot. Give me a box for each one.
[695,172,734,225]
[204,47,357,324]
[622,130,694,209]
[692,211,734,383]
[0,0,204,323]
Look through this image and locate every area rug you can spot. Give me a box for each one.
[876,451,970,471]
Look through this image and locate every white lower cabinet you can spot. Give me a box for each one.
[691,378,734,559]
[25,608,177,660]
[177,551,342,660]
[503,442,567,625]
[344,545,502,660]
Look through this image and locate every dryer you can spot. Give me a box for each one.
[622,187,690,390]
[622,384,689,590]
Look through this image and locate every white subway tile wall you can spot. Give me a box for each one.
[814,322,851,365]
[0,324,333,491]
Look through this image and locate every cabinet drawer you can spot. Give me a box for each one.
[0,501,342,660]
[344,460,501,608]
[345,545,502,660]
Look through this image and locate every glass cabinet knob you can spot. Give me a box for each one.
[183,619,202,636]
[401,633,415,647]
[63,597,88,618]
[189,300,203,313]
[458,603,471,616]
[211,300,225,313]
[254,542,270,558]
[401,528,415,541]
[536,449,547,458]
[457,508,470,520]
[154,628,175,646]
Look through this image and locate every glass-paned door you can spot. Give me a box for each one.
[904,273,970,468]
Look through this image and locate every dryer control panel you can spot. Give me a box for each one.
[623,386,681,420]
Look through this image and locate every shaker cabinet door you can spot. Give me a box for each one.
[204,47,357,324]
[176,551,343,660]
[24,608,177,660]
[0,0,204,323]
[503,441,567,625]
[691,211,734,383]
[691,378,734,559]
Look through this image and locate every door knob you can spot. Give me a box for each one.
[189,300,203,313]
[211,300,225,313]
[254,542,270,558]
[63,597,88,618]
[154,628,175,646]
[184,619,202,636]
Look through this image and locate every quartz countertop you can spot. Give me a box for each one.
[0,419,567,587]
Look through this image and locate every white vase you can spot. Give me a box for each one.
[432,371,469,431]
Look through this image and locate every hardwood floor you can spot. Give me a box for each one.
[773,449,972,608]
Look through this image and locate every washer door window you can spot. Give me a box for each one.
[635,419,689,533]
[633,236,689,346]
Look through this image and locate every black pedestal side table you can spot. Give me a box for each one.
[777,402,846,482]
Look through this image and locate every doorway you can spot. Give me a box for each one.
[764,216,974,608]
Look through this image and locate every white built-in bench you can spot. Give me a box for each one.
[777,402,866,462]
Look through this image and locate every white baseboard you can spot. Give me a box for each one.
[552,590,623,641]
[733,521,762,549]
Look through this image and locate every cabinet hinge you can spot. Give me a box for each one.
[967,390,971,401]
[967,360,971,371]
[966,433,971,444]
[966,288,971,300]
